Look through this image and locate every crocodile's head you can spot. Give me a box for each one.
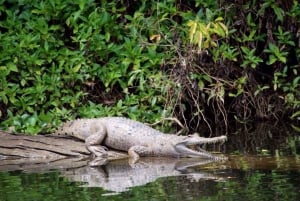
[173,133,227,159]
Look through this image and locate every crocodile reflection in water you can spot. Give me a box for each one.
[61,157,226,194]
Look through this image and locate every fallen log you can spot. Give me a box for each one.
[0,131,128,171]
[0,131,89,159]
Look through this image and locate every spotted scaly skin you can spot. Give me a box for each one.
[54,117,227,162]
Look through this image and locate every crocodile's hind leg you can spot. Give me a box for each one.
[128,145,150,164]
[85,123,108,158]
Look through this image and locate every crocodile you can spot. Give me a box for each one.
[54,117,227,162]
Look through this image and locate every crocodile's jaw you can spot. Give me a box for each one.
[174,143,216,159]
[183,134,227,145]
[173,135,227,159]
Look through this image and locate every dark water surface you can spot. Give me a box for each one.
[0,125,299,201]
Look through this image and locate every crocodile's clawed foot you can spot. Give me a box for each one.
[87,145,108,158]
[128,152,140,165]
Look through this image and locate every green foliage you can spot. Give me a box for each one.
[258,0,285,22]
[0,0,299,134]
[273,65,300,109]
[187,9,228,50]
[229,76,247,98]
[0,1,88,133]
[219,44,239,62]
[209,0,299,124]
[264,43,288,65]
[0,0,172,133]
[241,47,263,68]
[275,26,295,46]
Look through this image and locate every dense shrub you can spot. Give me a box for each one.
[0,0,299,134]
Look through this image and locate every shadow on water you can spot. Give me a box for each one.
[0,123,299,201]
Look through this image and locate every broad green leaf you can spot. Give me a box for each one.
[203,74,212,83]
[278,56,286,63]
[267,55,277,65]
[79,0,87,10]
[195,31,203,48]
[272,5,284,22]
[293,77,300,86]
[0,92,8,104]
[291,124,300,132]
[187,20,197,43]
[213,23,226,37]
[198,80,204,90]
[7,62,18,72]
[217,22,229,36]
[73,64,81,73]
[205,8,214,21]
[214,17,224,22]
[291,110,300,119]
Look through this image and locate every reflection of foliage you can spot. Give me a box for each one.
[228,123,300,157]
[214,171,300,201]
[0,171,106,201]
[0,168,299,201]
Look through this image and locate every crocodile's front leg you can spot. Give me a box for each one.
[85,123,108,158]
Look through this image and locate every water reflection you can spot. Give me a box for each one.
[0,155,299,200]
[0,123,299,200]
[61,157,226,194]
[227,155,300,170]
[228,122,300,156]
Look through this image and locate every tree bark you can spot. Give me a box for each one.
[0,131,128,171]
[0,131,90,159]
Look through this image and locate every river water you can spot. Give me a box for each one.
[0,124,299,201]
